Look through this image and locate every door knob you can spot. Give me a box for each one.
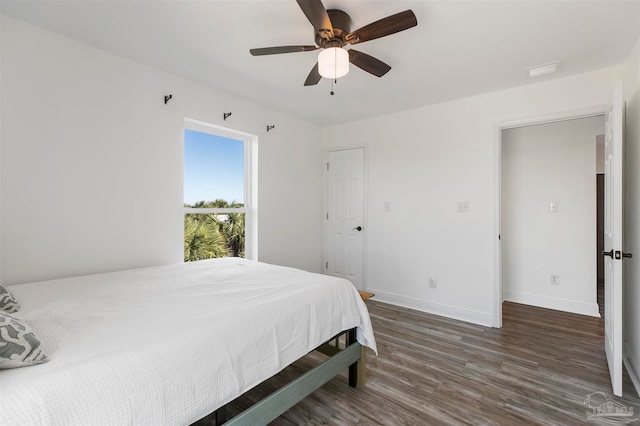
[623,251,633,259]
[352,226,362,231]
[603,250,614,258]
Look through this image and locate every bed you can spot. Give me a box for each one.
[0,257,377,425]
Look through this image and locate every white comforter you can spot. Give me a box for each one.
[1,258,376,425]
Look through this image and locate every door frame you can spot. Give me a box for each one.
[492,105,605,328]
[322,144,369,289]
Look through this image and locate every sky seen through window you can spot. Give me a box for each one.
[184,129,244,206]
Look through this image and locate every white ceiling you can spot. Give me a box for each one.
[1,0,638,126]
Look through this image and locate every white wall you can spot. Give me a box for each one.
[501,117,603,317]
[623,34,640,395]
[0,15,323,284]
[323,65,625,326]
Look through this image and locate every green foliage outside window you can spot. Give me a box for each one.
[184,199,245,262]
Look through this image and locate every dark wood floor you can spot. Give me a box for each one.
[217,300,640,425]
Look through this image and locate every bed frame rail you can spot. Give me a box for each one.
[221,333,363,426]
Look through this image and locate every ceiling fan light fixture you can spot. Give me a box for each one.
[318,47,349,79]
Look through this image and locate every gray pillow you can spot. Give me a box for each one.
[0,283,20,313]
[0,312,48,369]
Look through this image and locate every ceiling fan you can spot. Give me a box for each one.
[249,0,418,88]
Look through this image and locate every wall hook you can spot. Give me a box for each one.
[164,94,173,104]
[267,125,275,132]
[223,112,232,121]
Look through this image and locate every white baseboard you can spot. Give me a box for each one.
[623,348,640,398]
[367,289,494,327]
[503,290,600,317]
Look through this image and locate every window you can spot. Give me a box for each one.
[183,119,257,261]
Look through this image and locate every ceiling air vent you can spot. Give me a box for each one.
[527,61,560,78]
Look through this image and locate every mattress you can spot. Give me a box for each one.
[0,258,376,425]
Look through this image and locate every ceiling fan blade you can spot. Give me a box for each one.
[345,10,417,45]
[304,63,322,86]
[296,0,334,39]
[348,49,391,77]
[250,45,319,56]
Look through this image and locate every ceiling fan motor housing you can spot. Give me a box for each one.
[316,9,352,47]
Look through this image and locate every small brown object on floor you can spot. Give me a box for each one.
[358,290,375,301]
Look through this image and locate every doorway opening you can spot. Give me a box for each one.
[596,134,605,317]
[492,107,605,328]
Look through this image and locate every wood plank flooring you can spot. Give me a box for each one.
[214,301,640,425]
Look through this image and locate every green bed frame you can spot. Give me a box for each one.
[211,328,365,425]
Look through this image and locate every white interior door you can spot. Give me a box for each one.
[603,81,625,397]
[325,148,365,290]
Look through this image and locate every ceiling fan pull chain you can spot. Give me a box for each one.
[330,48,337,96]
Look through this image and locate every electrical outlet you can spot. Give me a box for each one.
[457,201,470,213]
[550,274,560,285]
[428,277,437,288]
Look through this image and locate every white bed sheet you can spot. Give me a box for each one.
[0,258,376,425]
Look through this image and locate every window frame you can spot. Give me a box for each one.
[183,118,258,260]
